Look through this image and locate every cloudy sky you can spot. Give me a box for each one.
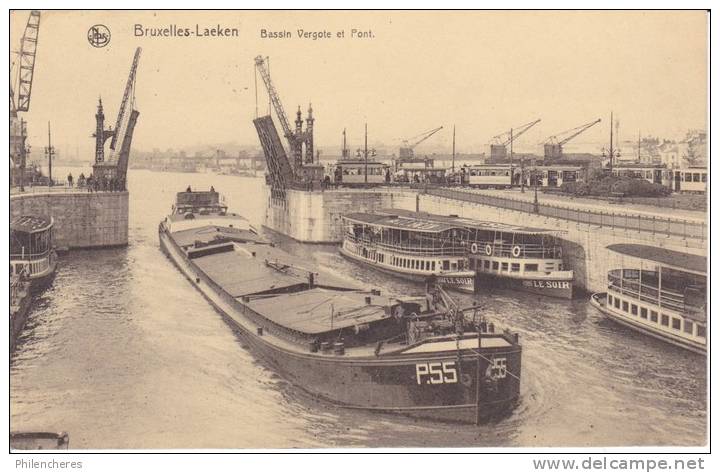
[10,10,707,158]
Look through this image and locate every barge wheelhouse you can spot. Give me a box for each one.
[590,244,706,354]
[10,215,57,291]
[340,212,476,293]
[160,188,522,423]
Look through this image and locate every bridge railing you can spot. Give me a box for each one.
[425,187,706,242]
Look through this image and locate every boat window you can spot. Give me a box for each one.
[484,260,491,270]
[702,173,707,182]
[697,325,706,338]
[492,261,499,271]
[640,307,647,319]
[672,318,681,330]
[608,295,613,305]
[511,263,520,272]
[501,262,509,272]
[630,304,638,316]
[684,320,693,335]
[622,301,629,312]
[650,311,658,323]
[661,314,669,326]
[525,263,538,272]
[614,298,620,309]
[443,260,450,271]
[431,261,436,271]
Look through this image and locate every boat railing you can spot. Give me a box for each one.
[470,240,562,259]
[345,234,467,256]
[10,249,53,261]
[607,270,704,314]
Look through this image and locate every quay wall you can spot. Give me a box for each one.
[414,194,706,294]
[262,186,417,243]
[10,191,129,250]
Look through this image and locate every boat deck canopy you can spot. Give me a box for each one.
[607,244,707,275]
[247,287,394,335]
[344,208,561,235]
[11,215,52,234]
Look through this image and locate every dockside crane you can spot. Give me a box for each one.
[10,10,40,117]
[542,118,601,159]
[490,119,541,161]
[399,126,443,160]
[10,10,41,189]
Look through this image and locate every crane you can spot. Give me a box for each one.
[543,118,601,159]
[10,10,41,117]
[10,10,40,189]
[489,119,541,161]
[399,126,443,160]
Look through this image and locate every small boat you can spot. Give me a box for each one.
[340,211,477,293]
[590,244,706,354]
[160,188,522,423]
[10,431,70,450]
[10,215,58,292]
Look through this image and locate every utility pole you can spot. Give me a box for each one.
[451,125,456,174]
[45,121,55,186]
[364,123,368,186]
[509,127,514,165]
[521,156,525,193]
[19,119,27,192]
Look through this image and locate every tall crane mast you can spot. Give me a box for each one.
[489,119,541,162]
[399,126,443,159]
[543,118,601,159]
[11,10,41,115]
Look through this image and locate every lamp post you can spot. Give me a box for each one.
[532,163,539,214]
[602,111,621,173]
[356,123,376,188]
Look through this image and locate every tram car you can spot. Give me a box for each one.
[332,160,391,186]
[672,166,707,193]
[394,164,448,184]
[531,165,586,188]
[611,164,672,188]
[459,164,516,188]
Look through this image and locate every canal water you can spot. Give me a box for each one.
[10,168,707,449]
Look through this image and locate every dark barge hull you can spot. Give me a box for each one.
[160,226,521,423]
[476,271,573,299]
[339,246,476,294]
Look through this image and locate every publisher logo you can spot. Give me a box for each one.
[88,25,111,48]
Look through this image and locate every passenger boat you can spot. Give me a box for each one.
[340,212,477,293]
[462,221,573,299]
[159,188,522,423]
[342,209,573,298]
[10,215,58,292]
[590,244,706,354]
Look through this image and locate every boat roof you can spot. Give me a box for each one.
[11,215,53,234]
[607,244,707,276]
[247,287,394,335]
[176,190,223,206]
[344,209,562,235]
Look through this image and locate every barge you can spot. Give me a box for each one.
[159,188,522,423]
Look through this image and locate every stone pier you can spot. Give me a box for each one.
[10,189,129,250]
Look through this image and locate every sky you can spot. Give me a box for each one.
[10,10,708,159]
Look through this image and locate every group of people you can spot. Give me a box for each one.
[65,172,126,192]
